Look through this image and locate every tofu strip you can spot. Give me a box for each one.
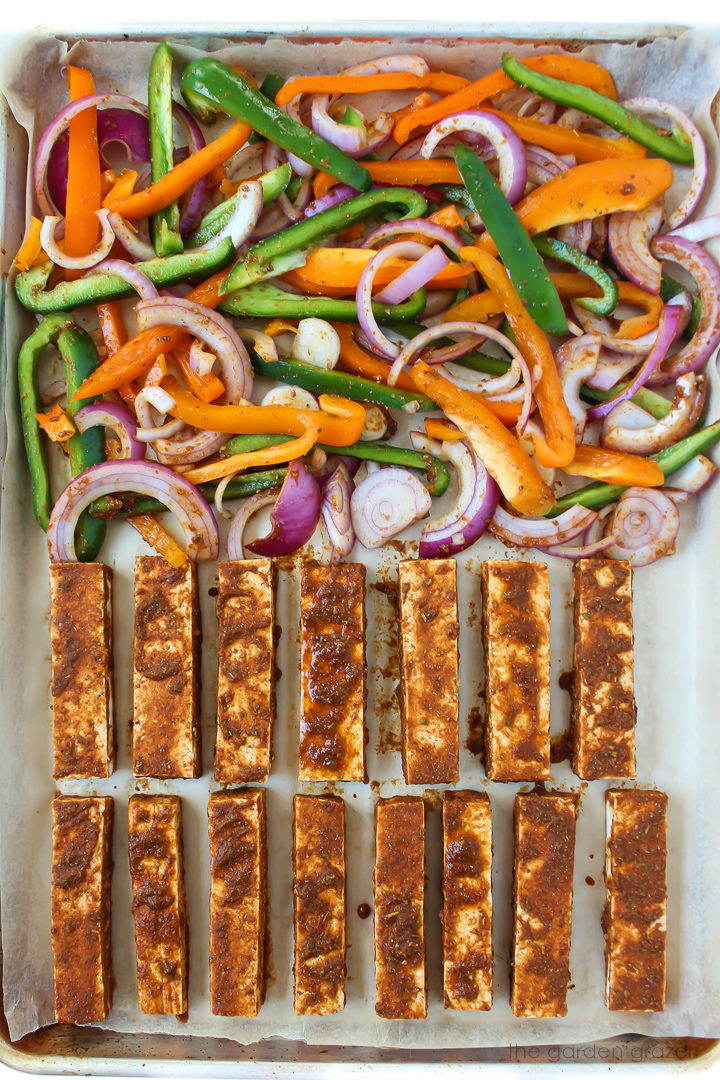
[132,557,200,779]
[128,795,187,1015]
[293,794,346,1015]
[374,797,426,1019]
[51,796,114,1023]
[50,563,114,779]
[215,560,276,783]
[604,788,667,1012]
[512,791,577,1018]
[572,559,636,779]
[442,791,493,1010]
[398,559,459,785]
[209,790,267,1017]
[299,562,366,782]
[482,561,551,782]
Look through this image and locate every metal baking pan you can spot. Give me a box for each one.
[1,22,718,1076]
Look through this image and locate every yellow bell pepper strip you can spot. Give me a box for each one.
[65,66,102,268]
[313,158,463,200]
[477,158,674,252]
[461,245,576,469]
[562,444,664,487]
[264,319,299,339]
[15,217,46,271]
[104,120,252,220]
[282,247,472,297]
[482,109,646,163]
[615,282,664,340]
[393,53,619,145]
[411,361,555,514]
[129,514,189,566]
[183,423,321,485]
[276,71,468,106]
[35,403,76,443]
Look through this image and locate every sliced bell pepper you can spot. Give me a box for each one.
[148,42,183,255]
[615,282,664,340]
[97,301,136,404]
[562,444,664,487]
[281,247,472,296]
[532,234,618,316]
[482,110,646,163]
[35,403,75,442]
[130,514,189,566]
[461,245,576,469]
[276,71,468,106]
[425,418,466,441]
[15,217,46,272]
[313,159,463,200]
[427,204,465,231]
[65,66,101,266]
[173,339,224,403]
[219,280,426,323]
[183,423,320,485]
[104,168,139,204]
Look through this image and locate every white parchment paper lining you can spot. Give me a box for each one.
[1,27,720,1050]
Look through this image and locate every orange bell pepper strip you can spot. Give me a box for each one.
[477,158,674,252]
[104,121,252,220]
[390,91,433,125]
[96,301,137,404]
[173,340,225,402]
[393,53,618,145]
[427,204,465,231]
[411,361,554,514]
[615,282,664,340]
[35,403,76,443]
[184,423,320,485]
[461,245,576,469]
[281,246,472,297]
[129,514,189,566]
[15,217,46,271]
[483,109,646,163]
[103,168,139,205]
[425,418,465,441]
[447,274,605,322]
[275,71,468,107]
[143,354,168,388]
[65,66,102,264]
[563,444,664,487]
[313,159,462,200]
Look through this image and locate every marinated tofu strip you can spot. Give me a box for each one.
[128,795,187,1015]
[215,560,276,783]
[604,788,667,1012]
[572,559,636,780]
[51,796,114,1024]
[293,794,346,1015]
[132,557,200,778]
[374,796,426,1019]
[482,560,550,782]
[512,791,577,1018]
[299,562,366,782]
[398,559,459,785]
[49,563,114,779]
[442,791,493,1011]
[209,789,267,1017]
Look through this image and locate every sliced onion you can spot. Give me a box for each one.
[134,386,185,443]
[320,462,355,561]
[589,215,609,261]
[311,95,369,154]
[40,209,115,270]
[587,351,646,391]
[47,460,218,561]
[261,385,318,410]
[668,215,720,243]
[667,453,717,493]
[74,402,144,459]
[226,489,281,559]
[107,211,156,261]
[281,88,316,179]
[388,319,526,393]
[623,97,708,230]
[155,427,228,466]
[541,530,618,560]
[570,291,688,357]
[375,244,450,306]
[188,340,217,376]
[292,318,341,369]
[606,486,680,567]
[413,435,499,557]
[191,180,263,251]
[361,217,465,258]
[237,327,280,364]
[135,296,253,402]
[86,257,158,299]
[489,503,597,547]
[556,219,592,253]
[525,144,573,187]
[341,54,429,78]
[246,458,321,557]
[356,240,429,360]
[421,111,527,204]
[607,199,665,294]
[555,333,601,437]
[173,102,209,236]
[602,373,706,454]
[305,184,357,218]
[351,466,431,549]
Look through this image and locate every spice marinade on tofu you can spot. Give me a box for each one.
[132,557,201,779]
[128,795,188,1016]
[51,796,114,1025]
[442,791,493,1011]
[208,790,267,1017]
[49,562,114,780]
[398,559,459,785]
[215,560,276,784]
[604,788,668,1013]
[293,794,346,1015]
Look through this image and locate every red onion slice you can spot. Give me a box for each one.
[388,319,526,391]
[489,503,597,547]
[375,244,450,306]
[341,55,430,78]
[351,466,431,549]
[40,209,115,270]
[361,217,465,258]
[606,486,680,567]
[107,210,156,262]
[607,199,665,294]
[305,185,357,218]
[73,401,144,460]
[555,333,601,437]
[586,351,644,391]
[668,215,720,243]
[413,435,499,557]
[47,460,219,561]
[356,240,429,360]
[320,462,355,561]
[602,373,706,454]
[226,489,281,559]
[191,180,263,251]
[556,219,592,254]
[87,257,158,299]
[246,459,322,557]
[541,531,617,560]
[155,427,228,466]
[667,453,717,493]
[421,111,527,205]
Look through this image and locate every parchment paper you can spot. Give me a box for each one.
[1,28,720,1050]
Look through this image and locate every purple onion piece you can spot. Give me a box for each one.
[246,459,322,557]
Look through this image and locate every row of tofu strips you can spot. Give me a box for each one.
[49,556,637,784]
[51,788,667,1024]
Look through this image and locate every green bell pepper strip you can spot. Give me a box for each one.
[249,353,435,412]
[249,73,286,142]
[15,240,235,314]
[454,143,569,337]
[548,419,720,516]
[501,53,693,166]
[181,58,371,193]
[149,43,184,256]
[223,186,428,291]
[218,281,426,323]
[533,234,619,316]
[225,434,451,497]
[186,164,292,248]
[89,468,287,519]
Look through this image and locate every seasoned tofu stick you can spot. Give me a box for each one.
[604,788,667,1012]
[215,560,276,783]
[374,796,426,1019]
[128,795,187,1015]
[49,563,114,779]
[51,796,114,1024]
[442,791,493,1010]
[512,791,577,1018]
[482,560,551,782]
[299,562,366,782]
[398,559,459,785]
[571,559,636,780]
[132,558,200,779]
[293,794,346,1015]
[209,790,267,1017]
